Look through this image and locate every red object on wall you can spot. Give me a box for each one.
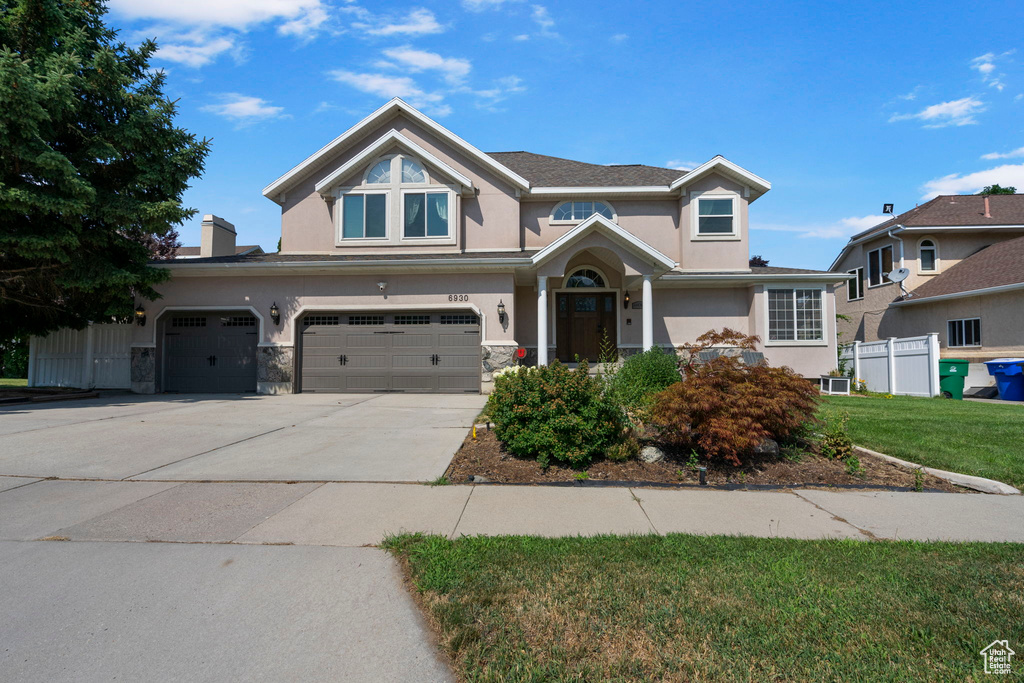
[516,347,527,359]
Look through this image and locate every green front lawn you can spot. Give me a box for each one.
[387,534,1023,681]
[820,395,1024,488]
[0,378,28,387]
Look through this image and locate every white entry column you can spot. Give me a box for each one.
[537,275,549,365]
[642,275,654,351]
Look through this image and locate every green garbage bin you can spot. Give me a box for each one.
[938,358,970,399]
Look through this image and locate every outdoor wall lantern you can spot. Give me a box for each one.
[134,304,146,327]
[497,300,507,324]
[623,291,630,309]
[270,302,280,326]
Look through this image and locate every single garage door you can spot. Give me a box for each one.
[163,312,258,393]
[300,311,480,393]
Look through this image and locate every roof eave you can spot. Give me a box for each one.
[669,155,771,198]
[890,281,1024,307]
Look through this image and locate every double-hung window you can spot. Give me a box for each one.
[919,239,937,272]
[695,195,736,236]
[867,245,894,287]
[403,191,450,238]
[341,193,387,239]
[767,288,824,342]
[847,267,864,301]
[947,318,981,347]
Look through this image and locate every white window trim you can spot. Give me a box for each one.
[917,236,940,275]
[548,200,618,226]
[846,267,864,301]
[336,189,390,244]
[690,192,740,241]
[362,154,433,187]
[399,188,457,244]
[564,264,611,288]
[867,244,894,288]
[763,284,828,347]
[947,317,981,348]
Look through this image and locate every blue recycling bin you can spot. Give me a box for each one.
[984,358,1024,401]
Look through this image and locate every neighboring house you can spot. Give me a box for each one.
[832,194,1024,383]
[31,98,849,395]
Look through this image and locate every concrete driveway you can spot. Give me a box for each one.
[0,392,485,482]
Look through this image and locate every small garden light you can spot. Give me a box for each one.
[134,304,146,327]
[497,300,506,324]
[270,302,280,325]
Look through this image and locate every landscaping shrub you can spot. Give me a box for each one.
[606,346,681,417]
[650,329,819,467]
[818,409,854,460]
[487,360,626,468]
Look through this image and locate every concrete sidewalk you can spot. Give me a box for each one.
[2,477,1022,545]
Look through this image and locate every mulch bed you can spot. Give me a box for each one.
[445,428,970,493]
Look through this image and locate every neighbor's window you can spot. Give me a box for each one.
[696,196,736,235]
[768,288,824,342]
[919,239,937,272]
[847,267,864,301]
[867,245,894,286]
[551,201,615,222]
[342,193,387,239]
[403,191,450,238]
[947,318,981,347]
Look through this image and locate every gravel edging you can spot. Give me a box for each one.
[856,446,1020,495]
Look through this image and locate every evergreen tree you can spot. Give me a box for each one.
[0,0,209,337]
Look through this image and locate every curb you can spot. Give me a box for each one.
[856,446,1021,495]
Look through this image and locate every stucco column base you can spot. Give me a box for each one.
[257,346,294,395]
[130,347,156,394]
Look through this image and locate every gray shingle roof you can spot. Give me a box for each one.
[487,151,686,187]
[163,251,537,265]
[850,194,1024,242]
[907,235,1024,300]
[176,245,263,257]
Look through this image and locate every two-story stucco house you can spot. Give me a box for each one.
[832,193,1024,383]
[122,98,847,395]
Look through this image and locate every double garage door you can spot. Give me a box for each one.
[299,311,481,393]
[163,312,258,393]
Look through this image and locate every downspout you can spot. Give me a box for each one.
[887,224,905,269]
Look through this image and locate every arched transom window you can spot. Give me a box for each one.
[566,268,606,288]
[919,239,938,272]
[340,154,453,243]
[551,201,615,223]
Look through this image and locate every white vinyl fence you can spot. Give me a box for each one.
[840,333,940,397]
[28,323,132,389]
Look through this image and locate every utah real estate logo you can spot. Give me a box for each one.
[981,640,1015,675]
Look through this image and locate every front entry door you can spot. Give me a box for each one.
[556,292,616,363]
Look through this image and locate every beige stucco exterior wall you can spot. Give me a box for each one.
[875,290,1024,360]
[279,113,521,254]
[521,199,681,259]
[678,174,751,271]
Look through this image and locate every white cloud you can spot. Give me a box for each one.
[381,46,471,84]
[921,163,1024,199]
[889,96,986,128]
[531,5,558,37]
[328,70,450,115]
[610,33,628,43]
[513,34,529,41]
[1016,93,1024,101]
[897,86,924,101]
[353,8,444,36]
[156,35,236,67]
[109,0,327,32]
[752,215,889,240]
[981,146,1024,160]
[462,0,520,10]
[665,160,700,171]
[971,50,1014,91]
[200,93,285,123]
[279,5,328,37]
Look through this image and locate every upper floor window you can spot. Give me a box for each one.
[403,191,449,238]
[847,267,864,301]
[366,159,391,184]
[697,197,735,235]
[550,201,615,223]
[867,245,893,287]
[919,239,938,272]
[342,193,387,239]
[565,268,606,288]
[402,158,426,183]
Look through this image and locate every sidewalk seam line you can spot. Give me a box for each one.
[628,487,660,535]
[791,490,879,540]
[228,482,326,544]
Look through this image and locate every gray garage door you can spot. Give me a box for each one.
[300,312,481,393]
[163,313,258,393]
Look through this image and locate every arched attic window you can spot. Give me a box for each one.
[566,268,606,288]
[551,201,615,223]
[919,239,938,272]
[366,159,391,184]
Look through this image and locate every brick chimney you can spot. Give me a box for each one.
[984,195,991,218]
[200,215,236,258]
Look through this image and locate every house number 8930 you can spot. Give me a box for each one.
[448,294,469,302]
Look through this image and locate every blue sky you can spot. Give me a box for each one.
[106,0,1024,269]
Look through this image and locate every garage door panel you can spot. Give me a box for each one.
[300,311,481,394]
[163,313,258,393]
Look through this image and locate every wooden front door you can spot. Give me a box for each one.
[556,292,616,363]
